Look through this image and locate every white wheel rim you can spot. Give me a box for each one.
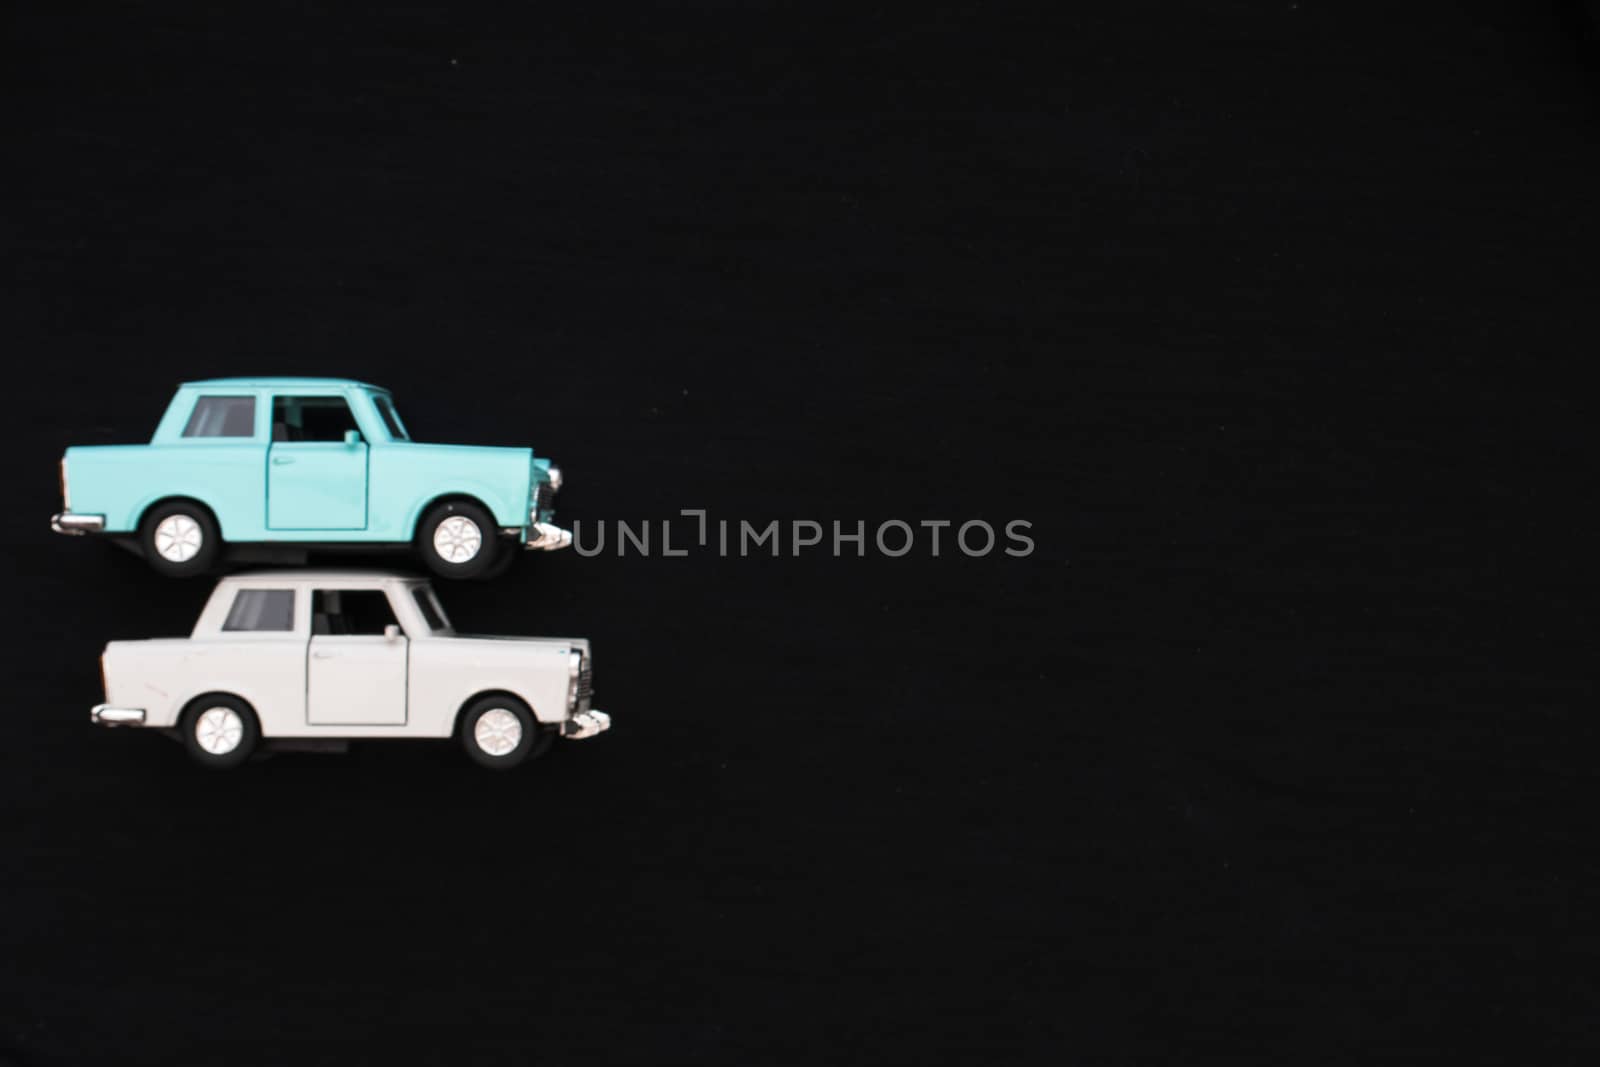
[433,515,483,563]
[195,707,244,755]
[474,708,522,757]
[154,514,204,562]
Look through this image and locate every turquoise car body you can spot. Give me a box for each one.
[56,378,558,546]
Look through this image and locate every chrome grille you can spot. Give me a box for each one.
[536,480,555,513]
[575,662,593,701]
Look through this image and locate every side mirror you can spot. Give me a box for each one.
[344,429,363,447]
[384,624,401,642]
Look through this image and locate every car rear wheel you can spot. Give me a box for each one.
[460,695,552,769]
[417,500,499,579]
[141,501,221,578]
[180,694,259,770]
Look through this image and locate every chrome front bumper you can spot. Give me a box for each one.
[52,512,106,535]
[92,704,146,726]
[526,522,572,551]
[560,709,610,740]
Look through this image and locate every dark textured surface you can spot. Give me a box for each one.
[4,3,1597,1063]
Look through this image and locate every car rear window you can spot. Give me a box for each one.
[222,589,295,632]
[183,396,257,438]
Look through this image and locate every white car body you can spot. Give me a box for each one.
[93,570,609,747]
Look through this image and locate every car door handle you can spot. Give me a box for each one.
[312,650,336,659]
[272,456,295,465]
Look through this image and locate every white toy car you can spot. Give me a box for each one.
[91,570,611,769]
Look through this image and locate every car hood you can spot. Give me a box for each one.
[386,441,537,464]
[446,634,590,654]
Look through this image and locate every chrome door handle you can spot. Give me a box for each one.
[272,456,295,465]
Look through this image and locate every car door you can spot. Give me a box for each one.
[266,394,369,530]
[306,588,408,725]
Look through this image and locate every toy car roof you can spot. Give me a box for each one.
[180,377,388,391]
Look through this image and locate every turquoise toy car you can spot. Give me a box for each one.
[52,377,569,578]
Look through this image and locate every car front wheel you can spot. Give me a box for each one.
[460,695,553,769]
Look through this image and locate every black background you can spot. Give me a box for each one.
[5,2,1597,1063]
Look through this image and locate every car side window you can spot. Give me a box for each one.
[312,590,399,636]
[272,396,360,443]
[222,589,296,632]
[183,396,257,438]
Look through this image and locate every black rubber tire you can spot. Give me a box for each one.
[180,694,260,770]
[417,499,499,580]
[140,500,221,578]
[526,721,558,762]
[460,695,551,770]
[481,540,518,579]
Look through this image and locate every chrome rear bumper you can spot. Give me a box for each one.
[560,709,610,740]
[92,704,146,726]
[525,522,572,551]
[52,512,106,535]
